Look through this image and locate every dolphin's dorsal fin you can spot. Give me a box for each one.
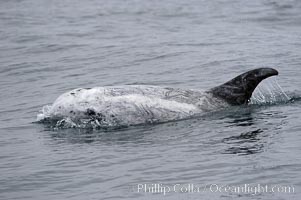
[210,68,278,105]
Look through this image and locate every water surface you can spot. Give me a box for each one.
[1,0,301,199]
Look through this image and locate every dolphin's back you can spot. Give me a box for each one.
[37,68,279,128]
[38,85,224,127]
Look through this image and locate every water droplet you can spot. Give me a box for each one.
[250,77,291,105]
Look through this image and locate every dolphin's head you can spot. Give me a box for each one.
[210,68,279,105]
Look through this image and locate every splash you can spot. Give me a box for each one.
[250,77,291,105]
[37,108,120,129]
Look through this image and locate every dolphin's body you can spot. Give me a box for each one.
[38,68,278,127]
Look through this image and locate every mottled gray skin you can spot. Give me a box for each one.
[210,68,278,105]
[45,86,226,127]
[40,68,278,127]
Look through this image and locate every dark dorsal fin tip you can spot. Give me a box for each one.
[210,68,278,105]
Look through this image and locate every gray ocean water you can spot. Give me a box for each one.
[1,0,301,199]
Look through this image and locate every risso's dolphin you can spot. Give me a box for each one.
[37,68,278,128]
